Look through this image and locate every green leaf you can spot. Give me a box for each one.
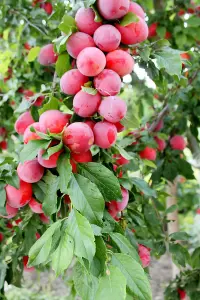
[144,204,160,226]
[152,39,170,49]
[68,174,104,225]
[0,183,6,209]
[15,99,30,113]
[110,233,140,262]
[28,221,61,267]
[142,159,157,169]
[95,265,127,300]
[165,204,178,214]
[42,171,60,216]
[27,46,41,62]
[131,177,157,197]
[52,229,74,276]
[66,210,96,261]
[81,86,98,95]
[111,253,152,300]
[20,139,51,163]
[58,15,77,35]
[5,171,20,189]
[83,0,96,7]
[38,96,59,116]
[169,232,190,241]
[152,47,182,76]
[169,243,190,267]
[30,105,39,122]
[78,162,122,201]
[191,247,200,269]
[53,35,69,54]
[0,261,7,289]
[187,16,200,27]
[56,52,71,77]
[175,158,194,179]
[115,144,133,160]
[120,12,139,27]
[156,26,166,38]
[139,47,151,62]
[42,140,63,159]
[74,262,98,300]
[57,153,72,194]
[121,111,140,129]
[90,236,107,277]
[163,161,178,181]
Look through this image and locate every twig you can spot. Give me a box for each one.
[149,104,170,132]
[21,15,47,36]
[189,69,199,85]
[52,72,57,95]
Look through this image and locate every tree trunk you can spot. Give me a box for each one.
[166,178,180,278]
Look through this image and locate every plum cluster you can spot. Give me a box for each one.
[3,1,150,223]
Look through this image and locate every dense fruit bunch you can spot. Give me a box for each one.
[3,0,151,227]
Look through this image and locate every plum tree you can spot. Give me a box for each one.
[128,2,145,19]
[97,0,130,20]
[60,69,89,95]
[116,17,148,45]
[38,148,63,168]
[66,32,95,59]
[23,122,41,144]
[17,159,44,183]
[73,90,101,117]
[29,198,43,214]
[93,121,117,148]
[38,44,57,66]
[15,111,34,135]
[77,47,106,77]
[93,25,121,52]
[98,96,127,122]
[75,7,102,35]
[94,69,121,96]
[106,50,134,77]
[170,135,186,150]
[5,179,32,208]
[39,110,69,133]
[139,146,157,161]
[63,122,94,153]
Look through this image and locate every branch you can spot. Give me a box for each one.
[149,104,170,132]
[153,0,165,10]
